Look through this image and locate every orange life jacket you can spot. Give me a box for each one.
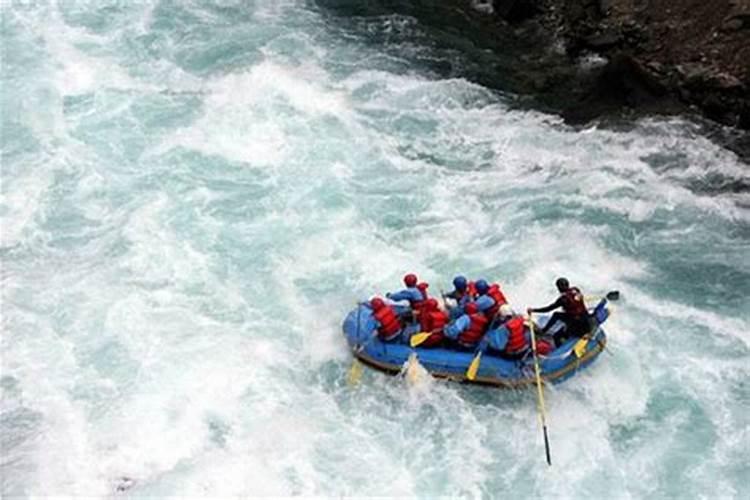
[504,316,528,354]
[458,313,488,346]
[373,305,401,341]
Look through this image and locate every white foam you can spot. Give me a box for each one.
[3,0,749,496]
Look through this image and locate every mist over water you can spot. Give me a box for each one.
[1,1,748,497]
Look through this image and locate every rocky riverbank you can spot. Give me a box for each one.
[316,0,749,160]
[534,0,750,129]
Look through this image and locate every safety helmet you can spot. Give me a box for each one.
[404,273,418,287]
[465,302,478,314]
[452,275,467,291]
[475,279,489,294]
[499,304,513,318]
[425,298,439,310]
[556,277,570,292]
[370,297,385,310]
[417,282,429,292]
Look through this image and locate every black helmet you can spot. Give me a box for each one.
[555,277,570,291]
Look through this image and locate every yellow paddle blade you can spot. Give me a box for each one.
[466,352,482,381]
[573,337,589,358]
[347,358,364,386]
[409,332,432,348]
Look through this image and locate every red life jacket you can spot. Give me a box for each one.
[484,284,508,319]
[421,310,448,332]
[467,281,477,298]
[373,305,401,341]
[536,339,553,355]
[419,310,448,347]
[561,287,587,317]
[504,316,528,354]
[458,313,488,346]
[410,285,428,312]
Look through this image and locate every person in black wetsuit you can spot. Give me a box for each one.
[528,277,591,346]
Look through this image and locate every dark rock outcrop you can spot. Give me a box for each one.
[541,0,750,130]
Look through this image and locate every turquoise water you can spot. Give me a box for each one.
[1,1,749,497]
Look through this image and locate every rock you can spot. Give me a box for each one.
[471,0,495,15]
[584,29,622,48]
[739,102,750,129]
[721,18,744,32]
[562,53,671,123]
[708,72,744,90]
[645,61,665,74]
[677,63,745,91]
[598,0,616,16]
[492,0,541,23]
[677,63,713,88]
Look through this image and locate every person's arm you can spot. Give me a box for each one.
[444,315,469,339]
[474,295,495,313]
[529,296,563,314]
[487,326,509,351]
[387,288,421,302]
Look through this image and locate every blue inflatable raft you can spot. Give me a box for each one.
[342,301,610,387]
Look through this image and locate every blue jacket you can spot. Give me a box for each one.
[443,314,470,340]
[387,286,423,303]
[473,294,495,314]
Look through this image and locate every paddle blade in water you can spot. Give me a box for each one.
[347,358,364,386]
[466,352,482,380]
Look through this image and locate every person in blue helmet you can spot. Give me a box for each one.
[472,279,508,320]
[443,302,488,351]
[445,275,473,319]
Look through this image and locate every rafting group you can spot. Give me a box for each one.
[369,273,594,360]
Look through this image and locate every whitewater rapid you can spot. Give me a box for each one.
[1,1,748,497]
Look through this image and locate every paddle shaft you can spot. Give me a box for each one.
[528,312,552,466]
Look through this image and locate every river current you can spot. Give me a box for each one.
[1,1,749,497]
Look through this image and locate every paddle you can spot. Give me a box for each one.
[528,312,552,466]
[466,350,482,381]
[584,290,620,303]
[409,329,441,348]
[573,290,620,358]
[573,336,590,358]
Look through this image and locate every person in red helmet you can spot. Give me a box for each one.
[444,302,489,350]
[417,298,447,347]
[370,297,403,342]
[386,273,426,312]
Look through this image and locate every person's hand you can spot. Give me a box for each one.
[386,292,392,299]
[526,307,533,315]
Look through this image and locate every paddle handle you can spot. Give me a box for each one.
[543,425,552,466]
